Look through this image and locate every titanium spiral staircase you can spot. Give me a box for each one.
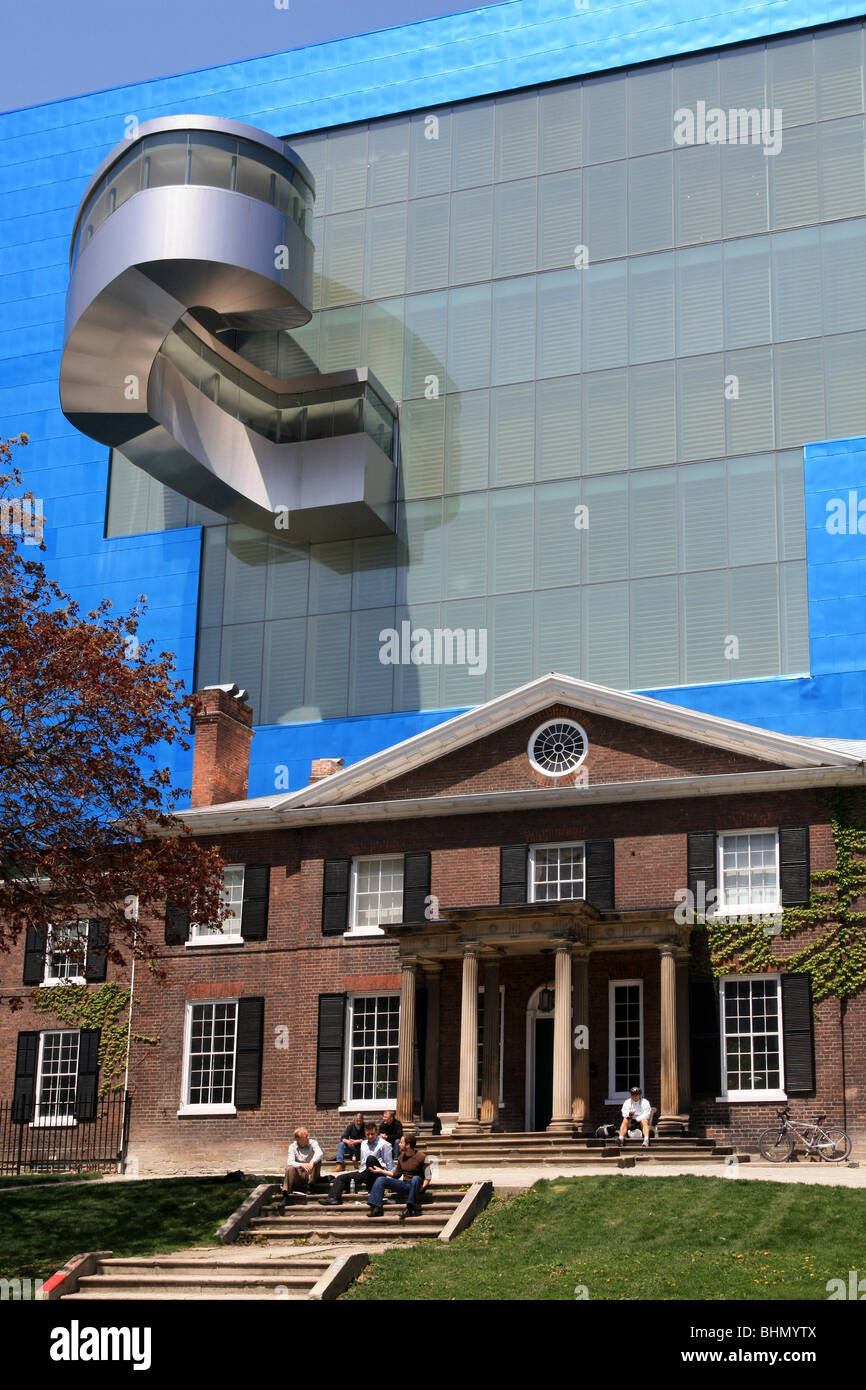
[60,116,397,541]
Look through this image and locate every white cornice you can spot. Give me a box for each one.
[172,763,866,836]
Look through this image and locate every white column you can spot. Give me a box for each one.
[456,946,480,1133]
[547,939,574,1134]
[396,958,417,1126]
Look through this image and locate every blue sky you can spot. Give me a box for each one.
[1,0,506,114]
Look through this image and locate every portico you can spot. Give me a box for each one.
[392,903,692,1136]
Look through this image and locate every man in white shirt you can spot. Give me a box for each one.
[282,1126,324,1196]
[323,1121,392,1205]
[618,1086,652,1148]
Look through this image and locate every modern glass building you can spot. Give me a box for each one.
[2,0,866,798]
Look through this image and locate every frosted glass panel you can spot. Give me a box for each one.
[365,205,406,299]
[677,355,726,461]
[676,244,723,356]
[262,617,306,723]
[727,454,778,566]
[403,292,448,399]
[774,339,825,448]
[680,570,729,684]
[724,238,771,348]
[629,253,675,364]
[629,468,677,577]
[535,480,581,589]
[768,35,816,128]
[538,170,581,269]
[446,391,490,493]
[407,197,450,292]
[771,127,819,228]
[444,494,487,599]
[822,219,866,335]
[679,459,727,571]
[628,64,674,156]
[353,536,398,610]
[308,540,353,614]
[323,211,365,305]
[364,299,404,400]
[326,129,368,213]
[448,284,492,392]
[536,376,581,480]
[722,141,769,238]
[815,26,864,120]
[489,487,533,593]
[304,612,350,718]
[489,592,533,696]
[825,332,866,439]
[540,83,582,173]
[583,161,628,258]
[452,102,495,189]
[630,577,679,688]
[266,543,309,620]
[495,92,539,180]
[494,179,537,278]
[582,261,628,371]
[582,583,629,686]
[629,153,673,254]
[819,117,866,221]
[349,608,395,716]
[320,306,362,372]
[777,450,806,562]
[221,623,264,720]
[583,369,628,474]
[537,268,580,378]
[773,226,822,341]
[676,146,722,244]
[490,383,534,486]
[440,598,488,705]
[582,474,628,583]
[224,530,268,623]
[584,75,627,164]
[450,187,493,284]
[410,110,452,197]
[629,360,676,468]
[533,586,580,676]
[367,119,409,205]
[492,277,536,386]
[397,500,443,604]
[730,566,780,677]
[780,561,810,673]
[400,398,445,499]
[393,604,441,710]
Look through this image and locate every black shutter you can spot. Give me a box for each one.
[235,997,265,1107]
[402,852,431,924]
[781,974,815,1092]
[687,832,717,914]
[84,920,108,982]
[500,845,528,904]
[315,993,346,1105]
[689,978,722,1096]
[73,1029,101,1121]
[322,858,351,935]
[241,866,270,941]
[779,827,810,907]
[165,901,189,945]
[22,928,45,985]
[585,839,614,910]
[12,1032,38,1122]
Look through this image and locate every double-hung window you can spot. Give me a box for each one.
[179,1001,238,1114]
[607,980,644,1103]
[34,1030,80,1124]
[717,831,780,917]
[719,975,785,1101]
[344,994,400,1105]
[188,866,245,944]
[43,921,88,984]
[528,843,585,902]
[349,857,404,935]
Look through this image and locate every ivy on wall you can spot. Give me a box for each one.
[31,981,157,1093]
[699,790,866,1004]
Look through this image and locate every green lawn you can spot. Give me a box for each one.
[0,1177,250,1281]
[0,1171,104,1187]
[343,1176,866,1301]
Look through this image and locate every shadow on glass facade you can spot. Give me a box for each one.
[106,22,866,724]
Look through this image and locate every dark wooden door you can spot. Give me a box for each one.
[534,1017,554,1130]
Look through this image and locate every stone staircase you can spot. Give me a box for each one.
[246,1179,476,1245]
[421,1132,741,1167]
[60,1253,352,1300]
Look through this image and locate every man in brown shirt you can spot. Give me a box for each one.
[365,1133,432,1219]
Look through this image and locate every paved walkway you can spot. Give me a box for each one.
[436,1159,866,1189]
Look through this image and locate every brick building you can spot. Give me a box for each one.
[3,672,864,1175]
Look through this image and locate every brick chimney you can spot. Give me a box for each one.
[309,757,345,785]
[191,684,254,807]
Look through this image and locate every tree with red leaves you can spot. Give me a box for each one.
[0,434,226,996]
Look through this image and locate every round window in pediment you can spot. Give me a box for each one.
[527,718,588,778]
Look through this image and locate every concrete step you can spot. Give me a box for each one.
[63,1290,311,1300]
[75,1273,321,1296]
[99,1258,331,1277]
[251,1220,446,1239]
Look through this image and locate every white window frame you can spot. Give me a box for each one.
[715,829,781,920]
[177,999,239,1115]
[42,920,89,986]
[32,1029,80,1127]
[528,842,586,904]
[340,991,401,1110]
[186,865,245,947]
[606,979,645,1105]
[477,984,506,1108]
[717,973,787,1103]
[346,856,404,938]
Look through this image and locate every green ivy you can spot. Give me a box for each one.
[698,790,866,1004]
[31,981,157,1093]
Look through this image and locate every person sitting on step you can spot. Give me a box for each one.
[282,1126,323,1198]
[618,1086,652,1149]
[335,1112,366,1170]
[323,1121,393,1205]
[378,1108,403,1157]
[366,1132,432,1221]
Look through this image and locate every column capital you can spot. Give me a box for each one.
[571,942,592,961]
[418,957,443,974]
[551,934,573,952]
[400,955,419,971]
[658,939,677,958]
[460,940,481,959]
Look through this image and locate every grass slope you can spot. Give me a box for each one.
[0,1177,249,1281]
[344,1175,866,1301]
[0,1172,103,1187]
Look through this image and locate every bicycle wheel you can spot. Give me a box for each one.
[758,1127,794,1162]
[816,1129,852,1163]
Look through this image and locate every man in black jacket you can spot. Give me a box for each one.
[336,1112,365,1169]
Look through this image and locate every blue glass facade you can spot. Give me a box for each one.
[2,0,866,802]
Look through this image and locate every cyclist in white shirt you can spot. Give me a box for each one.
[618,1085,652,1148]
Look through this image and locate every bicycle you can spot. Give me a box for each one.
[757,1106,851,1163]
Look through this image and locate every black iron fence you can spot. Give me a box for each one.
[0,1091,130,1176]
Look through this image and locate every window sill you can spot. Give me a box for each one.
[342,929,387,939]
[716,1091,787,1104]
[30,1117,77,1128]
[605,1097,646,1106]
[185,936,245,948]
[41,977,87,987]
[176,1104,237,1116]
[339,1100,396,1112]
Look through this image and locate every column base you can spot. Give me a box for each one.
[546,1117,577,1136]
[571,1118,594,1136]
[453,1120,486,1136]
[655,1113,689,1136]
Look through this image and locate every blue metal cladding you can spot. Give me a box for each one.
[2,0,866,803]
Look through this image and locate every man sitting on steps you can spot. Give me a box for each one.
[323,1121,392,1205]
[366,1132,432,1221]
[618,1085,652,1149]
[282,1126,323,1198]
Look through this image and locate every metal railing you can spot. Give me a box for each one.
[0,1092,130,1176]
